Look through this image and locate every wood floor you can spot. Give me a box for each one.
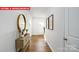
[25,35,52,52]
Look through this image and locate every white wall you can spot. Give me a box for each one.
[45,7,65,52]
[26,10,32,36]
[0,10,31,52]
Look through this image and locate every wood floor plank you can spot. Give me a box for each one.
[25,35,52,52]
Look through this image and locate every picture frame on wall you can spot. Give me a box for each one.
[48,14,54,30]
[46,18,48,29]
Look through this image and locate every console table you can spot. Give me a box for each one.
[15,33,30,52]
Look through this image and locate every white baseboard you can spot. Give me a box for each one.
[46,40,54,52]
[44,35,54,52]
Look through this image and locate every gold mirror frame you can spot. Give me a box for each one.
[17,14,26,33]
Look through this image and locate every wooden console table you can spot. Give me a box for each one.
[15,33,30,52]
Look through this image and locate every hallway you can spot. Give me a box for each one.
[25,35,52,52]
[0,7,79,52]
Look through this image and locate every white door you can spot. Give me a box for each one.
[65,8,79,52]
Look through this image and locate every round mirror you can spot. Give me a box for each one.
[17,14,26,34]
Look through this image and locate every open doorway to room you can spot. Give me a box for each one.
[32,17,45,36]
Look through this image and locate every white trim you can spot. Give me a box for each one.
[46,40,54,52]
[44,34,54,52]
[45,37,54,52]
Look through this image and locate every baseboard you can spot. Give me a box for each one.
[46,40,54,52]
[44,35,54,52]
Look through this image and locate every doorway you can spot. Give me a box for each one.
[32,17,45,35]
